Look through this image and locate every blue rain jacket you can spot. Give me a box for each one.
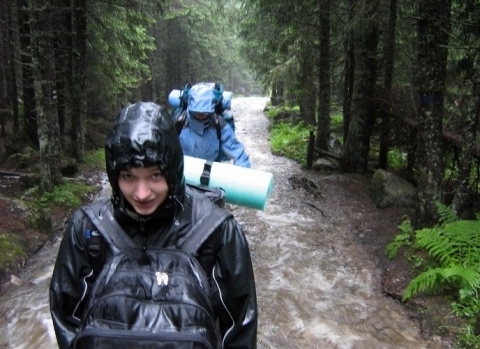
[179,111,251,168]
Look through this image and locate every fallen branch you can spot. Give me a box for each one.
[0,170,25,178]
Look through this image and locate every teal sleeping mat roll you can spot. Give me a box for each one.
[184,156,274,210]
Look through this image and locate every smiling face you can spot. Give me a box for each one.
[117,166,169,216]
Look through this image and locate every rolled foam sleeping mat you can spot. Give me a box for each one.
[222,91,233,110]
[184,156,274,210]
[168,89,182,109]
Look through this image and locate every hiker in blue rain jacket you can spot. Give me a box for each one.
[178,82,251,168]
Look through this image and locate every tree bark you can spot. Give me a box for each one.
[340,0,379,173]
[31,0,62,191]
[0,0,8,110]
[378,0,397,169]
[7,0,20,135]
[19,0,39,146]
[414,0,451,227]
[342,0,355,143]
[71,0,87,163]
[451,57,480,218]
[316,0,331,152]
[299,37,316,127]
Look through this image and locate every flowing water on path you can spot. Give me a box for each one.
[0,97,445,348]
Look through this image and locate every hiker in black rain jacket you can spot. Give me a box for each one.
[49,102,258,348]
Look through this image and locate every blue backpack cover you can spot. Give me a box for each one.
[169,82,234,122]
[187,82,223,113]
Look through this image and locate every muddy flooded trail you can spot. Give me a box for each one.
[0,97,447,348]
[229,97,446,349]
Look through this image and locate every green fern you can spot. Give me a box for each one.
[403,218,480,302]
[415,221,480,266]
[385,216,415,259]
[404,264,480,301]
[403,267,445,299]
[436,202,458,226]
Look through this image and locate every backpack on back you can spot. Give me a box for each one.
[74,189,231,349]
[170,82,236,137]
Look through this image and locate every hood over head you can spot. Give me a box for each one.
[187,82,223,114]
[105,102,185,221]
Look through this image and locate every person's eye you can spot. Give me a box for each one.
[152,172,164,181]
[120,172,133,180]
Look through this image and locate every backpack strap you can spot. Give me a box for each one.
[81,201,135,254]
[83,197,230,257]
[186,183,226,208]
[174,109,187,135]
[177,197,232,255]
[212,114,224,141]
[200,160,214,186]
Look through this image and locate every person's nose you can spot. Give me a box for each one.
[135,180,151,200]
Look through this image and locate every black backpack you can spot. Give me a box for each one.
[74,187,231,349]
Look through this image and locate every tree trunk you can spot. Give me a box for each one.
[299,38,316,127]
[151,20,168,104]
[31,0,62,191]
[71,0,87,163]
[0,0,19,138]
[0,0,8,108]
[451,57,480,218]
[342,0,355,144]
[51,0,73,151]
[307,131,315,169]
[19,0,39,147]
[316,0,331,152]
[414,0,451,227]
[378,0,397,169]
[450,1,480,219]
[7,0,20,134]
[340,0,379,173]
[271,80,284,106]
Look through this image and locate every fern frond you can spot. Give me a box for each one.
[415,227,452,262]
[415,221,480,266]
[459,286,480,302]
[403,265,480,301]
[385,232,411,259]
[398,216,414,235]
[440,265,480,291]
[404,205,480,318]
[403,268,444,301]
[436,202,458,226]
[443,221,480,266]
[385,216,415,259]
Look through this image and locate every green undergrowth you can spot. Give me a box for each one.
[24,181,96,230]
[264,105,315,166]
[0,233,27,268]
[23,148,105,231]
[269,122,310,166]
[386,203,480,348]
[83,148,106,171]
